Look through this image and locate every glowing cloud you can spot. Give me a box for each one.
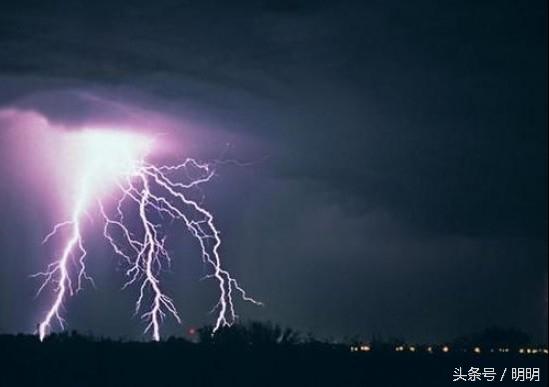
[58,129,154,207]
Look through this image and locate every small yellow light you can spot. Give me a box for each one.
[360,345,371,352]
[427,346,433,353]
[473,347,481,354]
[442,346,449,353]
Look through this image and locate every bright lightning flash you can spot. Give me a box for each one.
[34,129,260,341]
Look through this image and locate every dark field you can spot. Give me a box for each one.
[1,333,546,387]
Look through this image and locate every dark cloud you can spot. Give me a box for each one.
[0,0,546,341]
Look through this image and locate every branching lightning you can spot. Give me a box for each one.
[33,130,260,341]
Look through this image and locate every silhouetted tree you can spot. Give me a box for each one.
[198,321,300,347]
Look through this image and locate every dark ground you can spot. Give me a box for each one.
[0,333,546,387]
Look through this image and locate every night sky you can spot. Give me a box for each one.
[0,1,547,343]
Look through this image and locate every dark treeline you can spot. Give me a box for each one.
[1,322,546,387]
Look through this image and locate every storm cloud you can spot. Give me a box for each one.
[0,0,546,342]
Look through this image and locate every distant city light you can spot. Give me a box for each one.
[347,344,548,355]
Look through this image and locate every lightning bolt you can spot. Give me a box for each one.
[34,134,260,341]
